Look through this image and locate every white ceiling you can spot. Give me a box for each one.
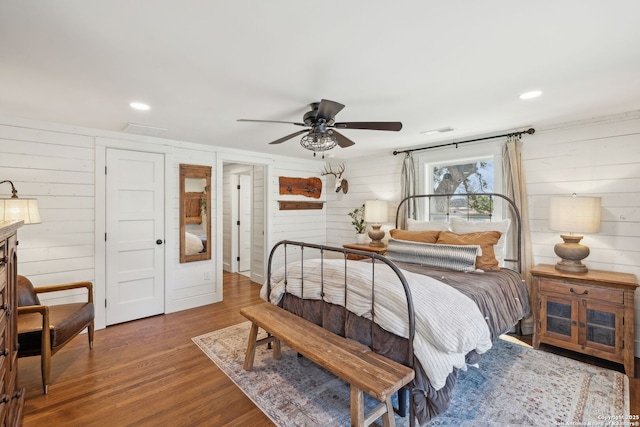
[1,1,639,160]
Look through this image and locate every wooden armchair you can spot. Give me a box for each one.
[16,275,95,394]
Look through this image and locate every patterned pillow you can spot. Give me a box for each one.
[386,238,480,272]
[437,231,502,271]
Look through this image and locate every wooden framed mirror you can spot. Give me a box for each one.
[179,164,212,263]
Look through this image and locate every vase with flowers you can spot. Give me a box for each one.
[348,204,367,244]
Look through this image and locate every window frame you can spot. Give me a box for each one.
[414,139,504,221]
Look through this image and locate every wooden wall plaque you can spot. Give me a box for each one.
[278,201,324,210]
[279,177,322,199]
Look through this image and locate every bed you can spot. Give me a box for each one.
[261,193,531,426]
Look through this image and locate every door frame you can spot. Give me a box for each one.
[226,167,253,274]
[95,138,171,330]
[217,155,269,287]
[237,172,252,273]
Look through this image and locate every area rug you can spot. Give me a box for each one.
[192,322,629,427]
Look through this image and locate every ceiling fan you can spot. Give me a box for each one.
[237,99,402,157]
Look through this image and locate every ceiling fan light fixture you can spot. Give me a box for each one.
[300,133,337,157]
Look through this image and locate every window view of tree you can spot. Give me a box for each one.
[430,159,494,219]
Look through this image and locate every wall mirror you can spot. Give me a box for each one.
[180,164,212,263]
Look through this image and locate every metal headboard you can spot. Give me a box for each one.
[395,193,522,273]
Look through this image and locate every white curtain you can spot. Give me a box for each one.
[503,135,534,334]
[399,153,416,229]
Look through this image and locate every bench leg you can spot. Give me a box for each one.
[243,322,259,371]
[350,386,365,427]
[350,386,395,427]
[381,396,395,427]
[272,336,281,360]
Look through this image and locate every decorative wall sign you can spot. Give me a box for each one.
[278,177,322,199]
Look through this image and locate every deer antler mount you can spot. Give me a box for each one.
[321,163,348,194]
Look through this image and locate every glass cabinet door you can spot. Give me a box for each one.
[541,295,577,344]
[583,301,621,353]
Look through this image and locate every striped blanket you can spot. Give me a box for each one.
[262,258,493,391]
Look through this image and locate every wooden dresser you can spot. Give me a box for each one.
[0,221,24,425]
[531,263,638,377]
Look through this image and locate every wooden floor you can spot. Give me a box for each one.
[19,272,639,426]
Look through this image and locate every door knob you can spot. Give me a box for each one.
[156,239,164,245]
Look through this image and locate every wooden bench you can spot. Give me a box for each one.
[240,302,415,427]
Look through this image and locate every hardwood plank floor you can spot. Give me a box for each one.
[20,272,273,427]
[19,272,639,426]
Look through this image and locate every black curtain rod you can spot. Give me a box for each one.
[392,127,535,156]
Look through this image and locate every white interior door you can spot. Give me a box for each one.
[105,149,165,326]
[238,173,251,272]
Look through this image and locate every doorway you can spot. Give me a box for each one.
[222,162,265,283]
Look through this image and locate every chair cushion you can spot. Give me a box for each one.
[17,275,41,306]
[18,302,95,355]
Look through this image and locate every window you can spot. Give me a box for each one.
[415,140,503,221]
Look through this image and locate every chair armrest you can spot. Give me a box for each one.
[17,305,51,353]
[17,305,49,316]
[33,282,93,303]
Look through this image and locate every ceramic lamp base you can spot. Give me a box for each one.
[368,224,385,247]
[554,234,589,273]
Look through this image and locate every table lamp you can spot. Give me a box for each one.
[364,200,388,247]
[549,195,600,273]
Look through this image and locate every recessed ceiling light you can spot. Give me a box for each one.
[130,102,151,111]
[420,126,455,135]
[519,90,542,100]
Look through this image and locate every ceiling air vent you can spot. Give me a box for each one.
[122,122,167,137]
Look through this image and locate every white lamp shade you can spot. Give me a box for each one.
[364,200,388,224]
[0,198,42,224]
[549,196,600,234]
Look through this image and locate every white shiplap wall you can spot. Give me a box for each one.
[325,111,640,355]
[524,113,640,355]
[0,124,95,290]
[251,164,265,284]
[0,116,326,330]
[325,155,404,247]
[266,159,328,270]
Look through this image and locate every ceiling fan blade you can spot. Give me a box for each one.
[333,121,403,131]
[268,129,309,145]
[237,119,306,127]
[331,130,356,148]
[316,99,345,121]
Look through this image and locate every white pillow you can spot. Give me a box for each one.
[185,232,204,255]
[450,218,511,266]
[407,218,451,231]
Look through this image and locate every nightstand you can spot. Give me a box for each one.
[342,243,387,260]
[530,264,638,377]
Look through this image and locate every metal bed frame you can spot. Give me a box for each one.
[263,192,523,425]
